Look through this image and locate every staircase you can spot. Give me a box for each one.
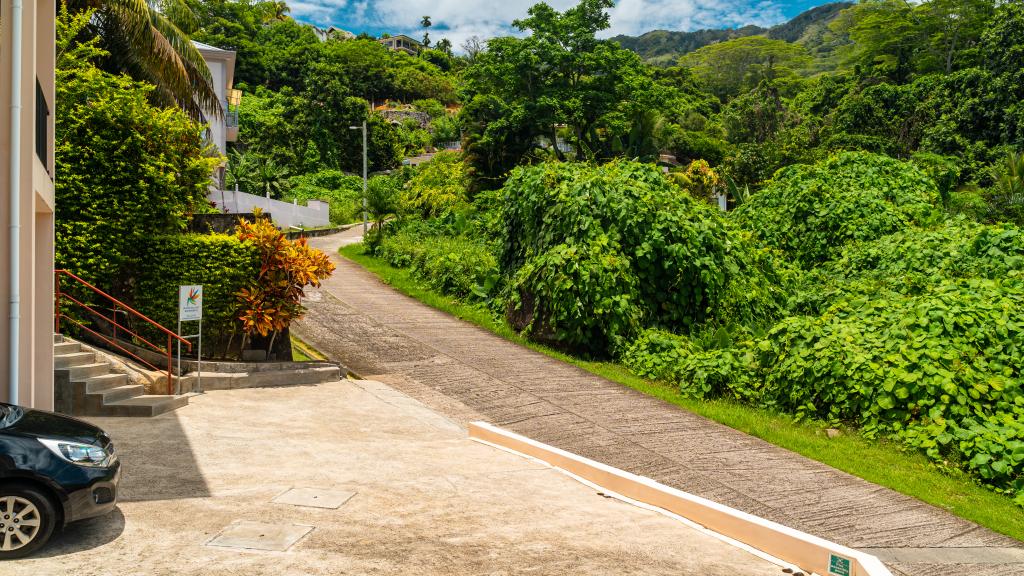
[54,334,188,417]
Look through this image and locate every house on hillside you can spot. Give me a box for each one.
[0,0,57,408]
[194,41,240,159]
[312,26,356,41]
[379,34,422,55]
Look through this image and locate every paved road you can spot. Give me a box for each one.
[13,381,778,575]
[294,229,1024,576]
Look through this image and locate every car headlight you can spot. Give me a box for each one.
[38,438,115,468]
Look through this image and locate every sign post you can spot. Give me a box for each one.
[177,285,203,394]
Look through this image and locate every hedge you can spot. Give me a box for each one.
[132,234,260,355]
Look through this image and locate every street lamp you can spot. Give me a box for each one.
[349,121,368,235]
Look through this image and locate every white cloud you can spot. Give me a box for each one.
[296,0,791,47]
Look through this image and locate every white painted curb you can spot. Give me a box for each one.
[469,421,893,576]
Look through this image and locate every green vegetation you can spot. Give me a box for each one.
[339,0,1024,510]
[132,234,259,353]
[339,241,1024,541]
[54,0,1024,519]
[55,8,219,291]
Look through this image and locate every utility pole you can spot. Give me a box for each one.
[349,121,368,235]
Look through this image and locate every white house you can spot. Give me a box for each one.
[194,41,239,158]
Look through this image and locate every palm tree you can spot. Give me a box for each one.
[69,0,221,119]
[989,150,1024,222]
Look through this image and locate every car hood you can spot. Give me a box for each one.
[1,405,109,446]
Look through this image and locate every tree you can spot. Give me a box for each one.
[421,15,432,47]
[55,7,219,291]
[678,36,811,100]
[461,35,486,62]
[461,0,667,184]
[830,0,921,83]
[65,0,220,118]
[985,150,1024,225]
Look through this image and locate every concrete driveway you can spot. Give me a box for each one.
[6,378,782,575]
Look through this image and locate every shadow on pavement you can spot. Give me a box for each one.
[93,410,210,503]
[32,507,126,558]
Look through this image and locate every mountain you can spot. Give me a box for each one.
[611,2,854,66]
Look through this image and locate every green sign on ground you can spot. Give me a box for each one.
[828,554,852,576]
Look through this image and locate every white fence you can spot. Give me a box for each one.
[210,189,330,229]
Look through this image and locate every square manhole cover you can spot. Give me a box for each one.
[272,487,356,509]
[207,520,313,552]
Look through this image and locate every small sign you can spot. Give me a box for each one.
[178,285,203,321]
[828,554,852,576]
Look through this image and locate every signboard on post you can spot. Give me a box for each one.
[177,285,204,395]
[179,285,203,321]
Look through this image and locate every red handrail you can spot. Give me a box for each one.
[54,269,192,395]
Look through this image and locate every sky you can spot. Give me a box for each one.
[289,0,834,49]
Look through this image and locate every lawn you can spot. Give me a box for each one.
[340,241,1024,542]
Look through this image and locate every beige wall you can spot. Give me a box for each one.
[0,0,56,408]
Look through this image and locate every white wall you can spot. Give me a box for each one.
[205,60,227,155]
[210,189,331,229]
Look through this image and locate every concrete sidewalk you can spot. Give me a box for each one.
[7,380,781,575]
[293,230,1024,576]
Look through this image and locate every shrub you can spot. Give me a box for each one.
[498,160,789,354]
[235,215,336,351]
[629,275,1024,500]
[132,234,260,355]
[507,238,643,352]
[378,227,497,299]
[401,152,470,218]
[733,152,940,267]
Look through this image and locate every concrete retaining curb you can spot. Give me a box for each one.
[469,421,893,576]
[180,366,341,392]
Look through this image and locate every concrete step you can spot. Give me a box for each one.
[91,384,145,404]
[67,362,110,381]
[54,351,96,369]
[104,395,188,417]
[84,373,130,393]
[53,341,81,355]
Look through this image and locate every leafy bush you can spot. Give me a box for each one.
[378,227,497,299]
[629,274,1024,500]
[733,152,940,267]
[498,160,790,354]
[235,215,336,351]
[132,234,260,354]
[401,152,470,218]
[55,17,218,292]
[508,238,643,351]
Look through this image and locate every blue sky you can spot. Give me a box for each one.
[290,0,837,49]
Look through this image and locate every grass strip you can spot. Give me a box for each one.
[339,242,1024,542]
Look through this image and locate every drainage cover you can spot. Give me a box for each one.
[272,487,356,509]
[207,520,313,552]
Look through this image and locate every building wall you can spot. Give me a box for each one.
[205,59,227,155]
[210,189,330,229]
[0,0,56,408]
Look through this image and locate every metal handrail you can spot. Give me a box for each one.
[54,269,191,395]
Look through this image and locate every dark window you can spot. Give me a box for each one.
[35,79,50,175]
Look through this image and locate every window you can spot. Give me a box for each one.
[35,79,50,176]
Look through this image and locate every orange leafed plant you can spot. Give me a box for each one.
[234,213,335,349]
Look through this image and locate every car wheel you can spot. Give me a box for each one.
[0,486,57,559]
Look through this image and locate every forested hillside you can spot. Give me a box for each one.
[611,2,852,65]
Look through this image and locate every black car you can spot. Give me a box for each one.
[0,403,120,558]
